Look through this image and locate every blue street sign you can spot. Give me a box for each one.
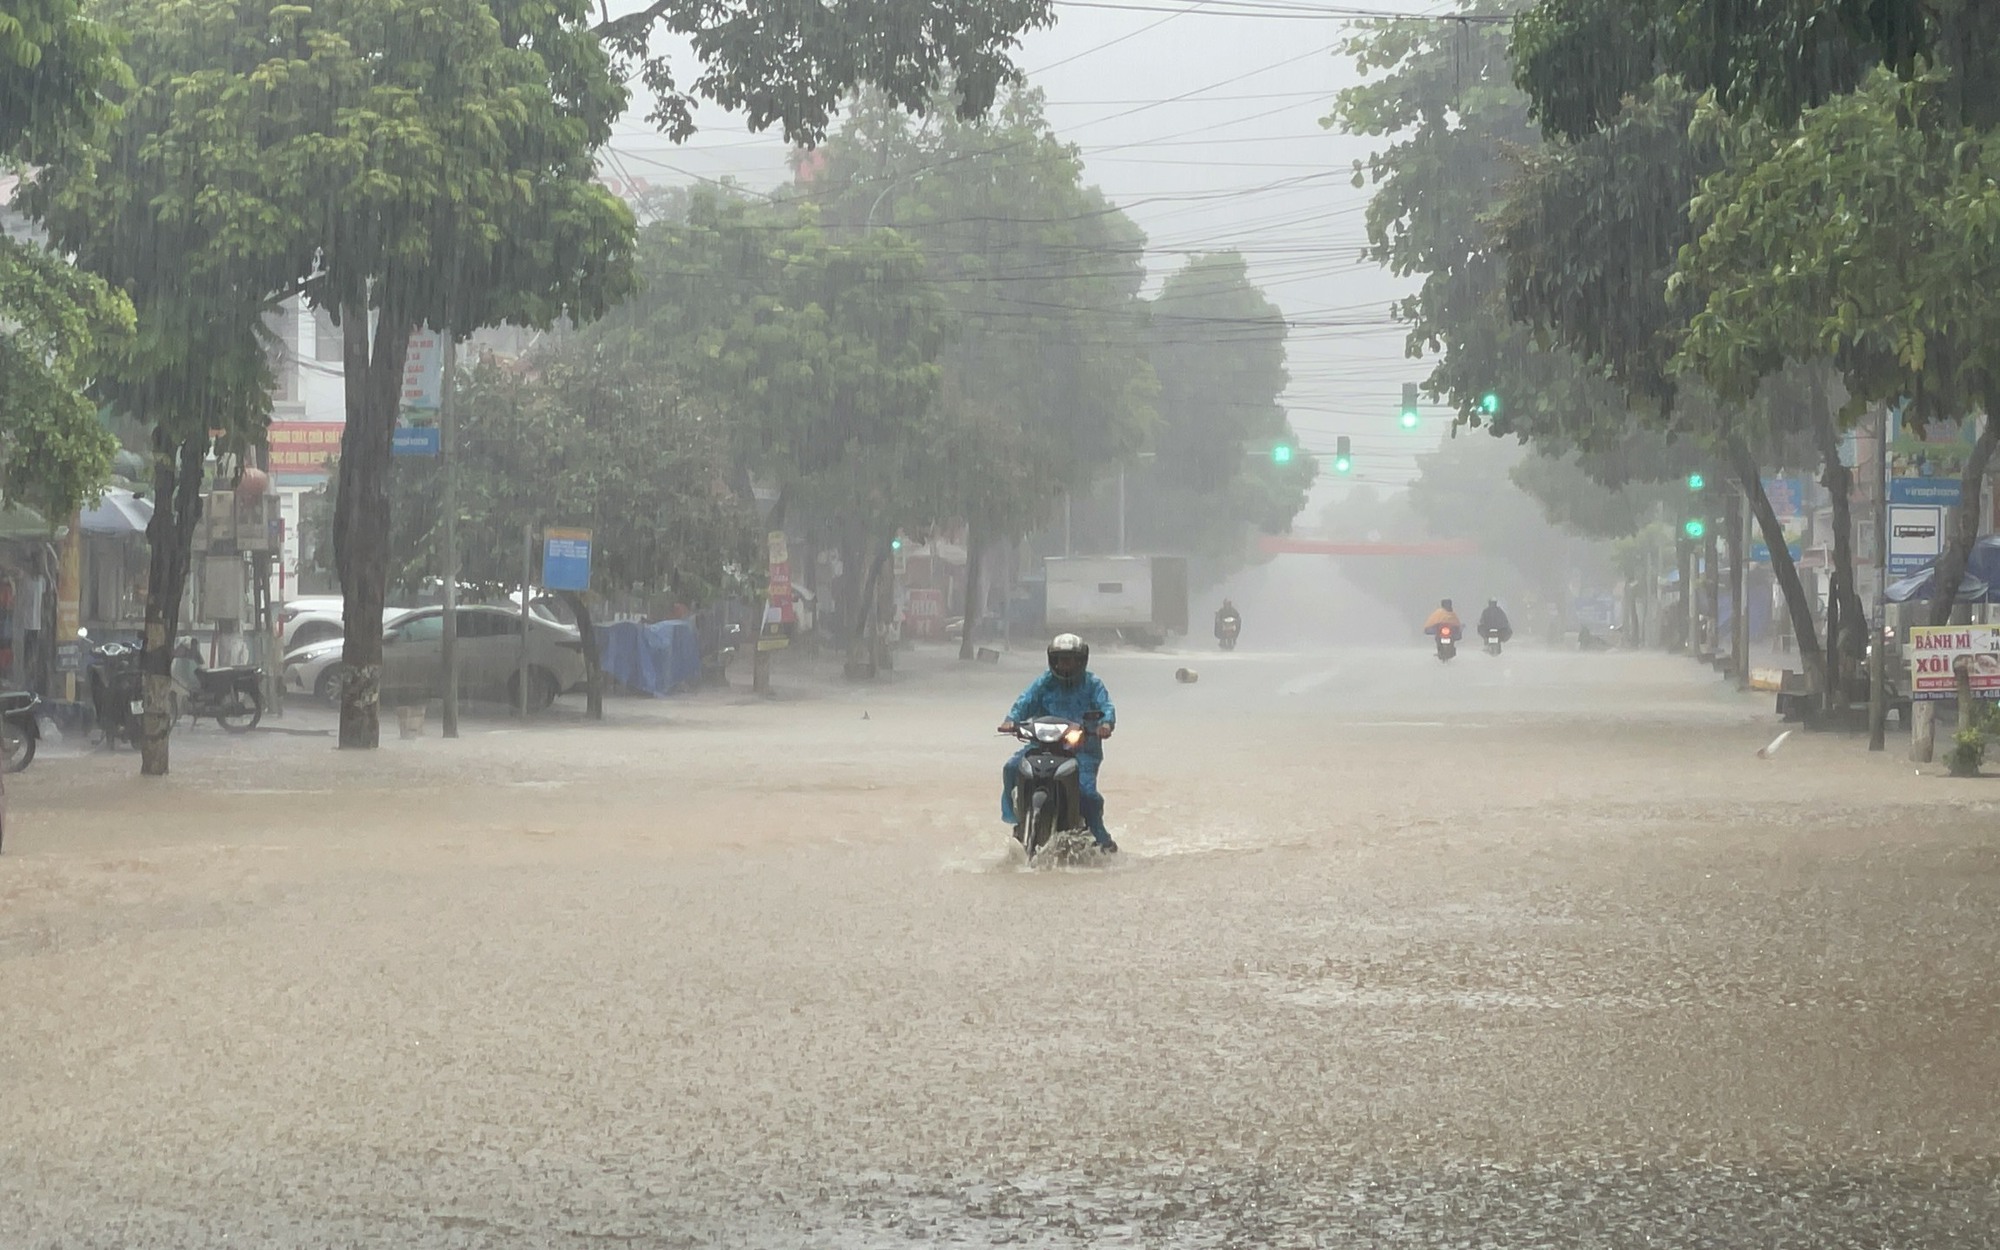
[542,527,592,592]
[392,426,440,457]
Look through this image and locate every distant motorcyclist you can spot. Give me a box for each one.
[1214,599,1242,650]
[1477,599,1512,643]
[997,633,1118,852]
[1422,599,1463,638]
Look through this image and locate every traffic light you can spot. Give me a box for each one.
[1400,382,1420,430]
[1687,472,1705,492]
[890,537,904,552]
[1333,436,1352,474]
[1478,391,1500,417]
[1683,517,1705,539]
[1272,443,1294,464]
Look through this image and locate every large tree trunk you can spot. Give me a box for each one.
[333,303,414,749]
[1729,439,1826,696]
[1809,379,1867,701]
[137,430,210,776]
[559,589,603,719]
[845,540,891,674]
[1926,414,2000,626]
[959,522,983,662]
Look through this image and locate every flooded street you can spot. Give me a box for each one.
[5,645,1999,1246]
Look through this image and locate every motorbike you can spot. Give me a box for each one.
[1217,614,1241,651]
[1002,711,1102,860]
[82,629,146,748]
[0,690,40,772]
[1435,624,1458,662]
[169,639,264,732]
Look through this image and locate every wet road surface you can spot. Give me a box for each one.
[4,644,1999,1245]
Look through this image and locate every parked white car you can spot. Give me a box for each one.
[277,597,348,651]
[284,605,586,710]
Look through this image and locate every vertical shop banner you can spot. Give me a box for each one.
[761,531,793,650]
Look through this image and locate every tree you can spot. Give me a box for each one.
[0,0,124,157]
[27,0,291,776]
[164,0,640,749]
[1677,69,2000,630]
[0,0,128,522]
[807,88,1159,648]
[591,0,1054,145]
[1096,252,1317,578]
[595,191,951,685]
[1512,0,1998,139]
[1491,78,1837,691]
[359,343,760,716]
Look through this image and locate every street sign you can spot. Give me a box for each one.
[1888,504,1945,577]
[268,421,343,482]
[392,426,440,457]
[1908,624,2000,701]
[54,641,84,673]
[402,327,444,410]
[542,527,592,591]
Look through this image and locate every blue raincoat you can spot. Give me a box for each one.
[1001,671,1117,844]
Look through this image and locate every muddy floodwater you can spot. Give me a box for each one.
[4,645,1998,1246]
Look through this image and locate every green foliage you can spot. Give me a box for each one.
[0,0,126,160]
[1330,5,1645,452]
[1499,82,1711,410]
[598,190,949,501]
[1678,70,2000,420]
[592,0,1055,144]
[1511,0,1984,139]
[0,238,125,516]
[801,88,1161,552]
[0,0,128,518]
[373,346,761,605]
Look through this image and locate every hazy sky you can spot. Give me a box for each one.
[599,2,1449,497]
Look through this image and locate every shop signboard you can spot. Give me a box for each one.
[1908,624,2000,701]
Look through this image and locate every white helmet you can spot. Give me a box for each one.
[1047,632,1089,676]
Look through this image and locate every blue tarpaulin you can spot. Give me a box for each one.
[594,619,700,697]
[1885,535,2000,605]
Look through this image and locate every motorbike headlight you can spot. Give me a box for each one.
[1033,722,1066,743]
[1062,727,1085,747]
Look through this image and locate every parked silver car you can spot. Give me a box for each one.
[284,605,586,710]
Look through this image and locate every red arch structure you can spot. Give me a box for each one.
[1256,535,1481,557]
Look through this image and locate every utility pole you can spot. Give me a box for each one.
[1729,489,1750,688]
[1869,404,1890,750]
[519,522,532,717]
[1117,468,1126,556]
[1703,523,1721,662]
[440,332,460,739]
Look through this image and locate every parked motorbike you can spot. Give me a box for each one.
[170,639,264,732]
[0,690,40,772]
[82,628,145,748]
[1002,712,1101,860]
[1217,614,1241,651]
[1482,627,1505,657]
[1435,624,1458,662]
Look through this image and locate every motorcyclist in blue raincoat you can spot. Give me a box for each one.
[998,633,1118,852]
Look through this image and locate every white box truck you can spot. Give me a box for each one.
[1043,556,1189,646]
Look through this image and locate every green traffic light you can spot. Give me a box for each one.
[1687,473,1705,491]
[1272,444,1294,464]
[1479,391,1500,416]
[1334,455,1352,473]
[1399,408,1419,430]
[890,538,903,551]
[1683,518,1705,539]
